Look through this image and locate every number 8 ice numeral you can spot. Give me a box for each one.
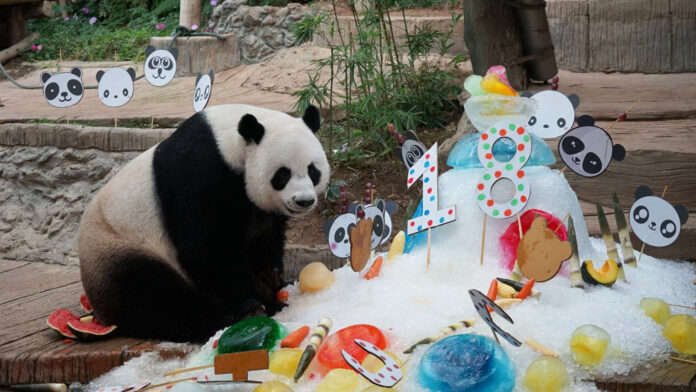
[476,122,532,218]
[406,142,456,235]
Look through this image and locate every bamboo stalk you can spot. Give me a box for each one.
[596,202,625,281]
[567,216,585,289]
[613,193,636,267]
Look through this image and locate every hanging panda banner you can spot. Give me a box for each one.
[193,70,214,112]
[40,67,84,108]
[96,67,136,108]
[629,185,689,248]
[558,115,625,178]
[144,46,178,87]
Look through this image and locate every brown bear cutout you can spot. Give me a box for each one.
[517,216,572,282]
[350,218,373,272]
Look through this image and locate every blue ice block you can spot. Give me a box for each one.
[446,132,556,169]
[404,200,427,253]
[418,334,515,392]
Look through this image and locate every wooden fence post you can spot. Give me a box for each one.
[179,0,201,29]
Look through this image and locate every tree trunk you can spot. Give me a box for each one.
[462,0,527,90]
[179,0,201,29]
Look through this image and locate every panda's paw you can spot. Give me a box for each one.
[238,298,266,317]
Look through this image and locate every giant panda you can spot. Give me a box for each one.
[78,104,329,342]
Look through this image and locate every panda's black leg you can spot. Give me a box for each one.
[91,255,240,342]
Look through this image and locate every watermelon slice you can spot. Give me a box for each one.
[80,294,93,314]
[317,324,387,370]
[67,319,117,340]
[47,309,80,339]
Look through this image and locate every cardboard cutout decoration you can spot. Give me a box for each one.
[558,115,625,178]
[193,69,214,112]
[40,67,84,108]
[407,143,456,234]
[630,185,689,247]
[342,339,403,387]
[351,199,398,248]
[350,217,373,272]
[468,289,521,347]
[522,90,579,139]
[214,350,269,380]
[396,130,427,169]
[517,216,572,282]
[96,67,136,108]
[324,212,357,258]
[144,46,178,87]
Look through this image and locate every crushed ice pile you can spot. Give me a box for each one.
[89,163,695,392]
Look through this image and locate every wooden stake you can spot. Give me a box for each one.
[558,166,567,175]
[163,364,213,377]
[554,213,570,233]
[141,377,194,391]
[667,303,696,310]
[151,96,157,129]
[606,101,641,131]
[509,213,524,281]
[114,109,118,128]
[480,214,487,266]
[670,356,696,366]
[426,227,432,268]
[525,337,559,358]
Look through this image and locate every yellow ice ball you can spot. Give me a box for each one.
[387,231,405,260]
[315,368,364,392]
[523,357,569,392]
[298,262,335,293]
[254,381,294,392]
[268,348,303,378]
[570,324,610,367]
[662,314,696,355]
[640,297,671,325]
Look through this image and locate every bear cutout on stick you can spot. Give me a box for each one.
[517,216,572,282]
[96,67,136,107]
[630,185,689,248]
[193,70,214,113]
[521,90,580,139]
[144,46,178,87]
[558,115,626,178]
[78,104,329,342]
[40,67,84,108]
[395,130,427,169]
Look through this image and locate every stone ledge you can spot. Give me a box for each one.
[0,123,174,152]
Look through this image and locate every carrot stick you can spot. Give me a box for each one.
[364,256,383,280]
[515,279,535,300]
[281,325,310,348]
[486,279,498,312]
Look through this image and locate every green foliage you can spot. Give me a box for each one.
[247,0,292,6]
[293,0,464,165]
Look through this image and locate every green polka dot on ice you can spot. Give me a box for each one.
[484,174,491,180]
[493,210,500,216]
[508,123,515,130]
[478,194,485,200]
[505,164,513,171]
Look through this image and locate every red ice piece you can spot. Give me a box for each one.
[499,209,568,271]
[317,324,387,370]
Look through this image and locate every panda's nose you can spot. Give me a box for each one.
[294,197,315,208]
[543,124,549,128]
[61,91,68,97]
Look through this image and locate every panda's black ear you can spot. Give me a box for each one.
[676,205,689,225]
[348,202,360,215]
[385,200,398,214]
[169,47,179,60]
[577,115,595,127]
[208,69,214,83]
[375,199,386,213]
[96,70,105,82]
[612,144,626,161]
[40,71,52,84]
[70,67,82,78]
[126,68,136,81]
[635,185,653,200]
[303,105,321,133]
[404,130,419,141]
[145,45,156,58]
[568,93,580,109]
[196,73,202,84]
[238,114,265,145]
[520,91,533,98]
[323,218,336,236]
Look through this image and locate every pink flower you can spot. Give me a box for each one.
[191,24,198,31]
[81,7,89,13]
[89,17,97,24]
[155,23,166,30]
[210,0,218,5]
[30,44,36,51]
[37,45,42,50]
[63,17,70,21]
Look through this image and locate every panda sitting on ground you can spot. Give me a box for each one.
[78,104,329,342]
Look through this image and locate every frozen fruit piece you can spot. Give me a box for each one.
[254,381,294,392]
[216,316,286,354]
[364,256,383,280]
[570,324,610,367]
[316,368,364,392]
[47,309,80,339]
[281,325,310,348]
[523,357,568,392]
[67,319,116,340]
[299,262,335,293]
[640,298,671,325]
[499,209,568,271]
[481,73,518,96]
[662,314,696,355]
[80,294,92,314]
[360,350,402,373]
[269,348,303,378]
[387,231,405,260]
[447,132,555,171]
[464,75,486,97]
[417,334,515,392]
[317,324,387,370]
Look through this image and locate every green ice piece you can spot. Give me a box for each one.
[216,316,287,354]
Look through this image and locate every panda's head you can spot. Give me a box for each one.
[350,199,398,248]
[96,67,136,108]
[193,70,214,113]
[396,130,426,169]
[558,115,625,177]
[40,68,84,108]
[630,185,689,247]
[524,90,580,139]
[324,211,358,258]
[239,105,329,218]
[144,46,178,87]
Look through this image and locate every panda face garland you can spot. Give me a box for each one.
[558,115,626,178]
[524,90,580,139]
[396,130,427,169]
[40,67,84,108]
[193,70,214,112]
[144,46,178,87]
[630,185,689,247]
[324,199,398,259]
[96,67,136,108]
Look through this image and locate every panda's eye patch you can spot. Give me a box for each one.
[660,220,677,238]
[373,216,384,237]
[122,88,129,97]
[308,163,321,186]
[195,88,201,101]
[149,56,161,68]
[45,82,59,100]
[557,118,566,128]
[562,136,584,154]
[204,85,210,99]
[633,206,649,224]
[271,167,291,190]
[410,145,423,158]
[103,89,110,98]
[582,152,602,174]
[334,227,346,243]
[528,116,537,126]
[68,80,83,95]
[162,58,173,70]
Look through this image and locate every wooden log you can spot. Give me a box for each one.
[462,0,526,90]
[179,0,201,29]
[22,1,54,19]
[7,5,26,45]
[0,31,38,63]
[149,33,240,77]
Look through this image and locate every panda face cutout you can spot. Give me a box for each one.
[526,90,579,139]
[324,213,358,258]
[349,199,398,249]
[40,68,84,108]
[144,46,178,87]
[558,115,625,178]
[193,70,214,113]
[96,67,136,108]
[396,130,427,169]
[630,186,689,247]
